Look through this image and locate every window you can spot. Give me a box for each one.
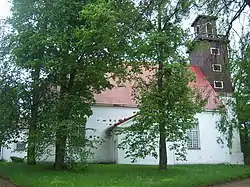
[206,22,213,35]
[210,48,220,55]
[15,142,26,151]
[195,25,200,36]
[212,64,222,72]
[214,81,224,89]
[187,122,200,149]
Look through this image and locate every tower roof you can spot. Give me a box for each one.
[191,15,218,27]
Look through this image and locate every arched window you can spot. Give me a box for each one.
[196,25,200,35]
[206,22,213,37]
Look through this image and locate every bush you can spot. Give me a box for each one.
[10,156,24,163]
[0,158,6,162]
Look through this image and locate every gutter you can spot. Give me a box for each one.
[1,146,3,160]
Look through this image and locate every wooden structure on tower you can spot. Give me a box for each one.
[189,15,233,93]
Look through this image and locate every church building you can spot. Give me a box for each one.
[0,15,244,165]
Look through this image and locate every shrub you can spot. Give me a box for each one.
[10,156,24,163]
[0,158,6,162]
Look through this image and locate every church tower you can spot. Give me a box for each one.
[189,15,233,93]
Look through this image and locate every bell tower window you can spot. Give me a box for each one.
[210,48,220,55]
[212,64,222,72]
[214,81,224,89]
[195,25,200,36]
[206,22,213,37]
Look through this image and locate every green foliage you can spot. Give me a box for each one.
[118,64,205,162]
[0,72,20,145]
[117,1,205,168]
[0,26,21,145]
[216,33,250,163]
[10,156,25,163]
[216,98,236,150]
[2,0,144,168]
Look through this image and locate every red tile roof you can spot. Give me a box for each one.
[94,65,219,110]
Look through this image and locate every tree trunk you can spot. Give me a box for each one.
[244,151,250,165]
[54,131,67,169]
[27,124,36,165]
[157,62,168,170]
[159,123,167,170]
[156,4,168,170]
[54,98,68,169]
[243,127,250,165]
[54,73,75,169]
[27,66,40,165]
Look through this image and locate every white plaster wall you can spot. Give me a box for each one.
[0,106,137,163]
[85,105,137,163]
[0,107,243,165]
[116,112,244,165]
[1,143,27,161]
[1,131,27,161]
[38,145,55,162]
[220,96,244,164]
[229,130,244,164]
[176,112,230,164]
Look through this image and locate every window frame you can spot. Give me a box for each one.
[212,64,222,72]
[214,81,224,89]
[187,122,201,150]
[206,22,213,35]
[210,47,220,55]
[15,141,26,151]
[195,25,200,36]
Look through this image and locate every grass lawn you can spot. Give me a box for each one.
[0,163,250,187]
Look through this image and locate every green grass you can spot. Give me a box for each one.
[0,163,250,187]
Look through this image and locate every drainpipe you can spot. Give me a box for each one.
[1,146,3,160]
[173,149,175,165]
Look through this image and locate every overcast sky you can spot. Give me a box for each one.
[0,0,248,43]
[0,0,11,18]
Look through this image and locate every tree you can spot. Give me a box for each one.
[216,33,250,164]
[45,0,143,169]
[0,63,20,147]
[5,0,143,169]
[0,17,22,153]
[118,64,205,170]
[6,0,53,165]
[118,0,205,170]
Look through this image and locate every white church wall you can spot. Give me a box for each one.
[116,111,244,165]
[1,131,27,161]
[0,106,243,165]
[1,143,26,161]
[176,112,230,164]
[218,96,244,164]
[85,105,137,163]
[1,105,137,163]
[229,130,244,164]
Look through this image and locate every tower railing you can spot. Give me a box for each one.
[194,33,229,43]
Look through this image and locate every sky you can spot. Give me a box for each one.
[0,0,248,44]
[0,0,11,19]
